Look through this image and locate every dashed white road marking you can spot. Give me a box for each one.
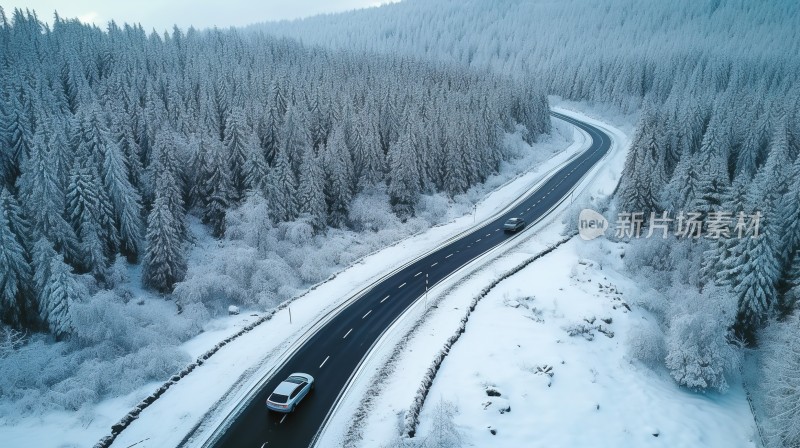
[475,239,481,243]
[343,328,352,339]
[363,310,372,319]
[445,253,453,258]
[279,415,287,424]
[431,262,438,267]
[319,356,330,368]
[398,282,406,289]
[414,272,422,277]
[381,295,390,303]
[486,233,491,237]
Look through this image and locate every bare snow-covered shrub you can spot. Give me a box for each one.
[299,255,331,284]
[350,188,399,232]
[0,325,25,357]
[224,192,275,248]
[415,193,452,226]
[423,399,464,448]
[627,318,666,367]
[664,288,739,392]
[279,218,314,246]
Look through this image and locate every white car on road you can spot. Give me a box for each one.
[265,373,314,413]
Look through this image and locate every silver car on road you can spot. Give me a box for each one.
[265,373,315,413]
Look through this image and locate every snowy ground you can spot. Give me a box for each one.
[321,109,757,448]
[409,237,757,447]
[0,113,586,448]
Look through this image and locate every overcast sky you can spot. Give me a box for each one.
[3,0,399,31]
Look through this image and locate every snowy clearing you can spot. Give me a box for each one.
[410,237,757,447]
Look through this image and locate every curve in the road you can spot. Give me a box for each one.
[207,112,611,448]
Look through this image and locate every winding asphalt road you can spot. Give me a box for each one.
[210,112,611,448]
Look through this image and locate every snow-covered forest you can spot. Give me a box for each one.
[262,1,800,445]
[1,0,799,445]
[0,8,549,330]
[0,7,553,419]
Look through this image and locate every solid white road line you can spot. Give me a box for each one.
[398,282,406,289]
[319,356,329,368]
[431,262,438,267]
[343,328,352,339]
[381,295,390,303]
[363,310,372,319]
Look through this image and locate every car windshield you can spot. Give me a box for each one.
[285,376,306,384]
[269,393,289,403]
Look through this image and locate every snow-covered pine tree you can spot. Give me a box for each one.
[298,149,327,232]
[244,133,269,193]
[16,127,80,262]
[66,151,112,280]
[387,126,419,218]
[267,148,298,223]
[281,104,309,174]
[223,107,251,201]
[323,125,354,227]
[0,188,31,326]
[198,137,232,238]
[728,227,781,342]
[258,106,281,167]
[101,138,143,261]
[353,112,385,189]
[38,251,84,337]
[31,237,56,303]
[142,175,186,293]
[618,110,663,216]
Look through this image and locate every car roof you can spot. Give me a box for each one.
[273,373,313,395]
[274,381,302,395]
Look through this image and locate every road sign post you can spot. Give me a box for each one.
[425,274,429,308]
